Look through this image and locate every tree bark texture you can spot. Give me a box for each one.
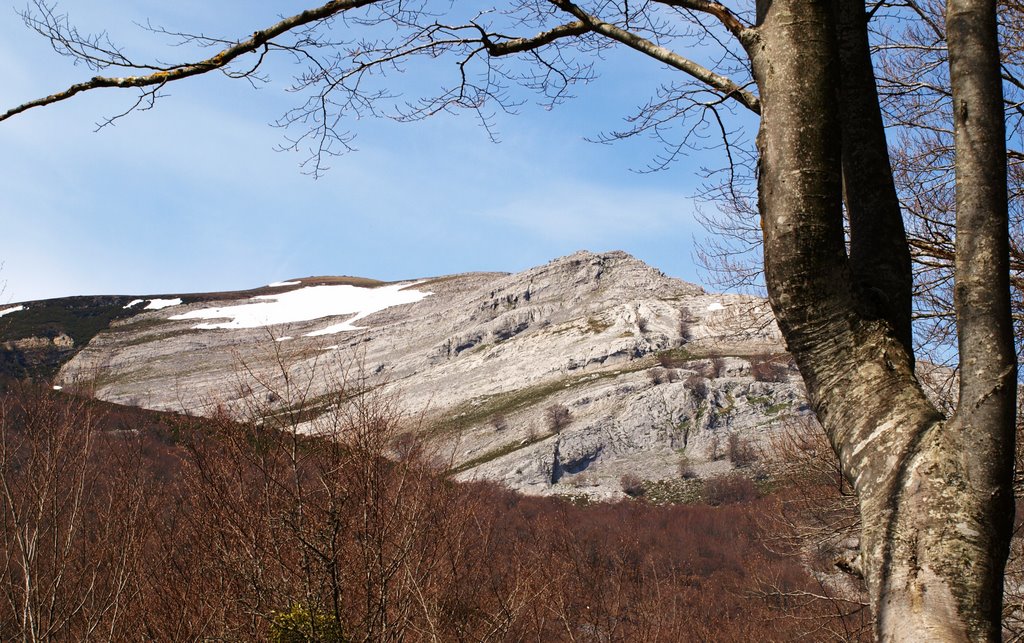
[832,0,915,359]
[947,0,1018,634]
[743,0,1015,639]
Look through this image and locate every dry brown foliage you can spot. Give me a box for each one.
[704,474,760,506]
[759,415,872,640]
[0,373,874,641]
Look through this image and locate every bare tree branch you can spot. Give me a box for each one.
[652,0,748,38]
[483,20,592,56]
[548,0,761,113]
[0,0,379,122]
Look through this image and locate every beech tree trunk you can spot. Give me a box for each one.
[832,0,915,359]
[742,0,1015,639]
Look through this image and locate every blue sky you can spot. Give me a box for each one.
[0,1,753,303]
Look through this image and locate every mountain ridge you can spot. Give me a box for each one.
[1,250,807,498]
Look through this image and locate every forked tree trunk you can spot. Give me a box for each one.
[832,0,914,358]
[741,0,1015,639]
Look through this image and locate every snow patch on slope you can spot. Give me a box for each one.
[0,305,25,318]
[146,298,182,310]
[170,283,430,335]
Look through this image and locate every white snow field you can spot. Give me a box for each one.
[268,280,301,287]
[0,305,25,318]
[123,299,145,309]
[145,298,183,310]
[170,282,431,336]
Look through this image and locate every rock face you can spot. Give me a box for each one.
[1,333,76,378]
[56,251,809,498]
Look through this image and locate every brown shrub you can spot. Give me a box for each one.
[686,374,709,400]
[620,473,646,497]
[678,307,698,342]
[703,474,760,506]
[727,433,758,467]
[392,431,423,460]
[658,352,680,368]
[679,319,692,342]
[544,403,572,433]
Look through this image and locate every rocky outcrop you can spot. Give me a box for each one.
[0,333,76,379]
[56,250,809,497]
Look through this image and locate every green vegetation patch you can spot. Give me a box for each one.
[434,363,650,439]
[766,402,791,415]
[254,384,380,430]
[434,379,576,438]
[654,347,697,368]
[743,395,791,415]
[119,328,197,347]
[269,603,344,642]
[640,478,706,505]
[449,430,554,474]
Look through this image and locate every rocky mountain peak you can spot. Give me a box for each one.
[5,251,810,499]
[517,249,703,298]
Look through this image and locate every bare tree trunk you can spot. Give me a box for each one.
[832,0,915,358]
[946,0,1019,635]
[744,0,1015,639]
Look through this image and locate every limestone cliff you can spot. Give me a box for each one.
[48,251,807,497]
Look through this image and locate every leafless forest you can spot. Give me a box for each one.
[0,374,893,642]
